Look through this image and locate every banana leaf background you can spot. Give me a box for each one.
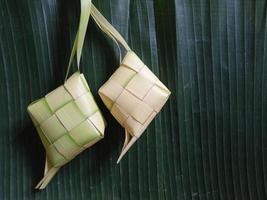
[1,0,267,199]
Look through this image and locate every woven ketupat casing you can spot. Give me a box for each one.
[99,51,171,162]
[27,72,105,188]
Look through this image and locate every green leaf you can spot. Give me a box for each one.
[0,0,266,199]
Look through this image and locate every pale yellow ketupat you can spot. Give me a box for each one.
[27,0,106,189]
[90,5,171,163]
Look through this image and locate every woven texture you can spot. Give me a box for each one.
[27,72,105,188]
[99,51,170,161]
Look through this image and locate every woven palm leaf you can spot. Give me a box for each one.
[26,0,104,189]
[90,5,171,163]
[99,51,171,163]
[28,72,106,189]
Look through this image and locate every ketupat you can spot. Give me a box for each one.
[28,72,105,189]
[91,5,171,163]
[27,0,106,189]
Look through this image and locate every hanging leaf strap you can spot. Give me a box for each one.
[91,4,131,52]
[65,0,92,82]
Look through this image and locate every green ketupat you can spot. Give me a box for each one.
[28,72,105,189]
[27,0,106,189]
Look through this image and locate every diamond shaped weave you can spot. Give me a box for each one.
[28,72,106,189]
[99,51,171,162]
